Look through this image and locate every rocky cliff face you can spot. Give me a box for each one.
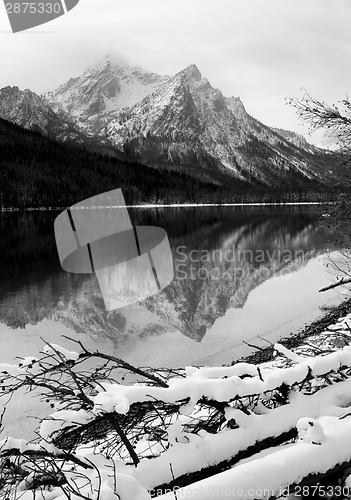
[0,86,84,142]
[44,56,169,133]
[271,127,318,154]
[102,64,325,187]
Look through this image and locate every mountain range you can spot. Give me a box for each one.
[0,55,350,190]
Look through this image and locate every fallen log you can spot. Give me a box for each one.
[319,276,351,292]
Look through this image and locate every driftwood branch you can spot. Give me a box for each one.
[106,414,140,466]
[319,277,351,292]
[0,447,94,470]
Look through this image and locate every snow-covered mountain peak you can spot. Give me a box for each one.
[176,64,202,82]
[0,85,85,141]
[225,96,247,119]
[271,127,319,153]
[103,51,129,68]
[1,85,35,100]
[44,57,170,122]
[0,86,55,126]
[101,61,325,185]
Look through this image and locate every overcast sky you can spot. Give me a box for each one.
[0,0,350,141]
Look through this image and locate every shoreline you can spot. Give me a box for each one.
[240,296,351,365]
[0,201,334,212]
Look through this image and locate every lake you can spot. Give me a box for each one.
[1,204,349,438]
[0,205,346,369]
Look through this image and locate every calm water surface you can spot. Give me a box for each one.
[0,206,345,369]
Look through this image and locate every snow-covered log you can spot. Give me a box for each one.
[319,276,351,292]
[127,379,351,489]
[92,343,351,413]
[156,415,351,500]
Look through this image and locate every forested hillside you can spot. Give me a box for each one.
[0,118,238,208]
[0,119,344,208]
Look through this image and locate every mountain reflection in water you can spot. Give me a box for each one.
[0,206,341,366]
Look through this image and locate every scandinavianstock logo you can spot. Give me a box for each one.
[54,189,174,311]
[4,0,79,33]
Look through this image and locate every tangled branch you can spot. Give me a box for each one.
[287,90,351,150]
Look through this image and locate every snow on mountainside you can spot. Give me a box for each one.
[271,127,318,154]
[45,55,170,126]
[0,86,87,142]
[104,64,322,186]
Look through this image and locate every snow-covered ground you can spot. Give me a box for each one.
[2,309,351,499]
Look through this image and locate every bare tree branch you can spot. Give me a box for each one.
[287,90,351,150]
